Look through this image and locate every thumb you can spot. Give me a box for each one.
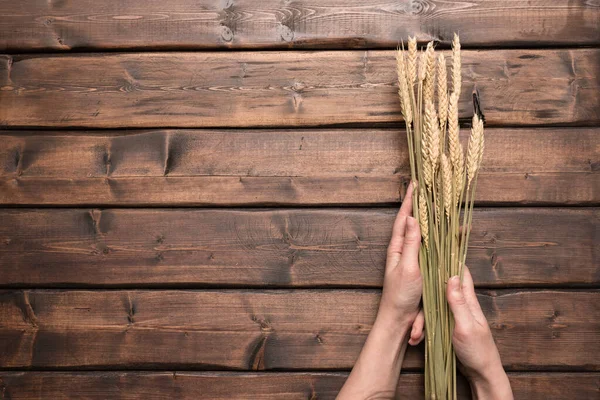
[447,276,473,327]
[399,216,421,270]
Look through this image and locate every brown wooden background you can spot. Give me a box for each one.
[0,1,598,398]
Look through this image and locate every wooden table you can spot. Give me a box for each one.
[0,1,598,398]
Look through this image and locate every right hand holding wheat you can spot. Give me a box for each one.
[447,267,514,400]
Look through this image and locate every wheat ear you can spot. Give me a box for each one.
[419,190,429,248]
[396,49,413,125]
[425,100,440,169]
[441,154,452,219]
[421,112,434,189]
[423,42,436,104]
[437,53,448,131]
[418,52,427,83]
[452,33,461,96]
[467,114,484,188]
[447,92,464,200]
[407,36,418,86]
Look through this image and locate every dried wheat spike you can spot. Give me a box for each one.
[441,154,452,218]
[447,93,460,167]
[425,100,440,169]
[437,53,448,131]
[418,190,429,248]
[418,53,427,82]
[467,114,484,188]
[452,33,461,96]
[396,49,413,124]
[407,36,418,85]
[421,121,434,189]
[447,92,464,201]
[454,148,465,203]
[423,42,436,104]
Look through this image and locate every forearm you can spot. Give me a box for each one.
[469,363,513,400]
[337,312,411,399]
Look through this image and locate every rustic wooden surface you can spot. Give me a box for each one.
[0,372,598,399]
[1,128,598,205]
[1,49,599,128]
[1,290,598,370]
[1,208,597,287]
[0,1,598,51]
[0,1,598,398]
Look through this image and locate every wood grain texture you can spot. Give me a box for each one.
[0,372,598,399]
[1,128,597,205]
[1,208,597,288]
[0,289,597,370]
[0,1,598,51]
[1,49,598,128]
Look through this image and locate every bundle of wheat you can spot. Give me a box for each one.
[397,34,485,400]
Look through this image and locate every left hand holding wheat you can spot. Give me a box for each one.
[379,181,425,344]
[337,182,424,399]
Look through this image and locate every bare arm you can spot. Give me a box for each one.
[337,183,424,399]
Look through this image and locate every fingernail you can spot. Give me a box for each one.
[407,216,417,228]
[449,276,460,291]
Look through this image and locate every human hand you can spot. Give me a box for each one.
[447,267,513,399]
[378,182,425,341]
[336,183,424,399]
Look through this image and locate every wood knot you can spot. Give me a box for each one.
[277,24,294,42]
[409,0,430,15]
[251,315,273,332]
[220,25,234,42]
[292,81,305,92]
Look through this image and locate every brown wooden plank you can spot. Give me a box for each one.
[0,1,598,51]
[1,49,598,128]
[2,173,597,206]
[1,128,597,205]
[0,208,597,287]
[0,290,597,370]
[0,372,598,399]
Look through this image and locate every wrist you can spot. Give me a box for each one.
[375,304,415,336]
[469,362,513,400]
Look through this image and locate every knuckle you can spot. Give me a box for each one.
[404,233,421,246]
[404,264,421,279]
[454,323,472,340]
[449,292,466,306]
